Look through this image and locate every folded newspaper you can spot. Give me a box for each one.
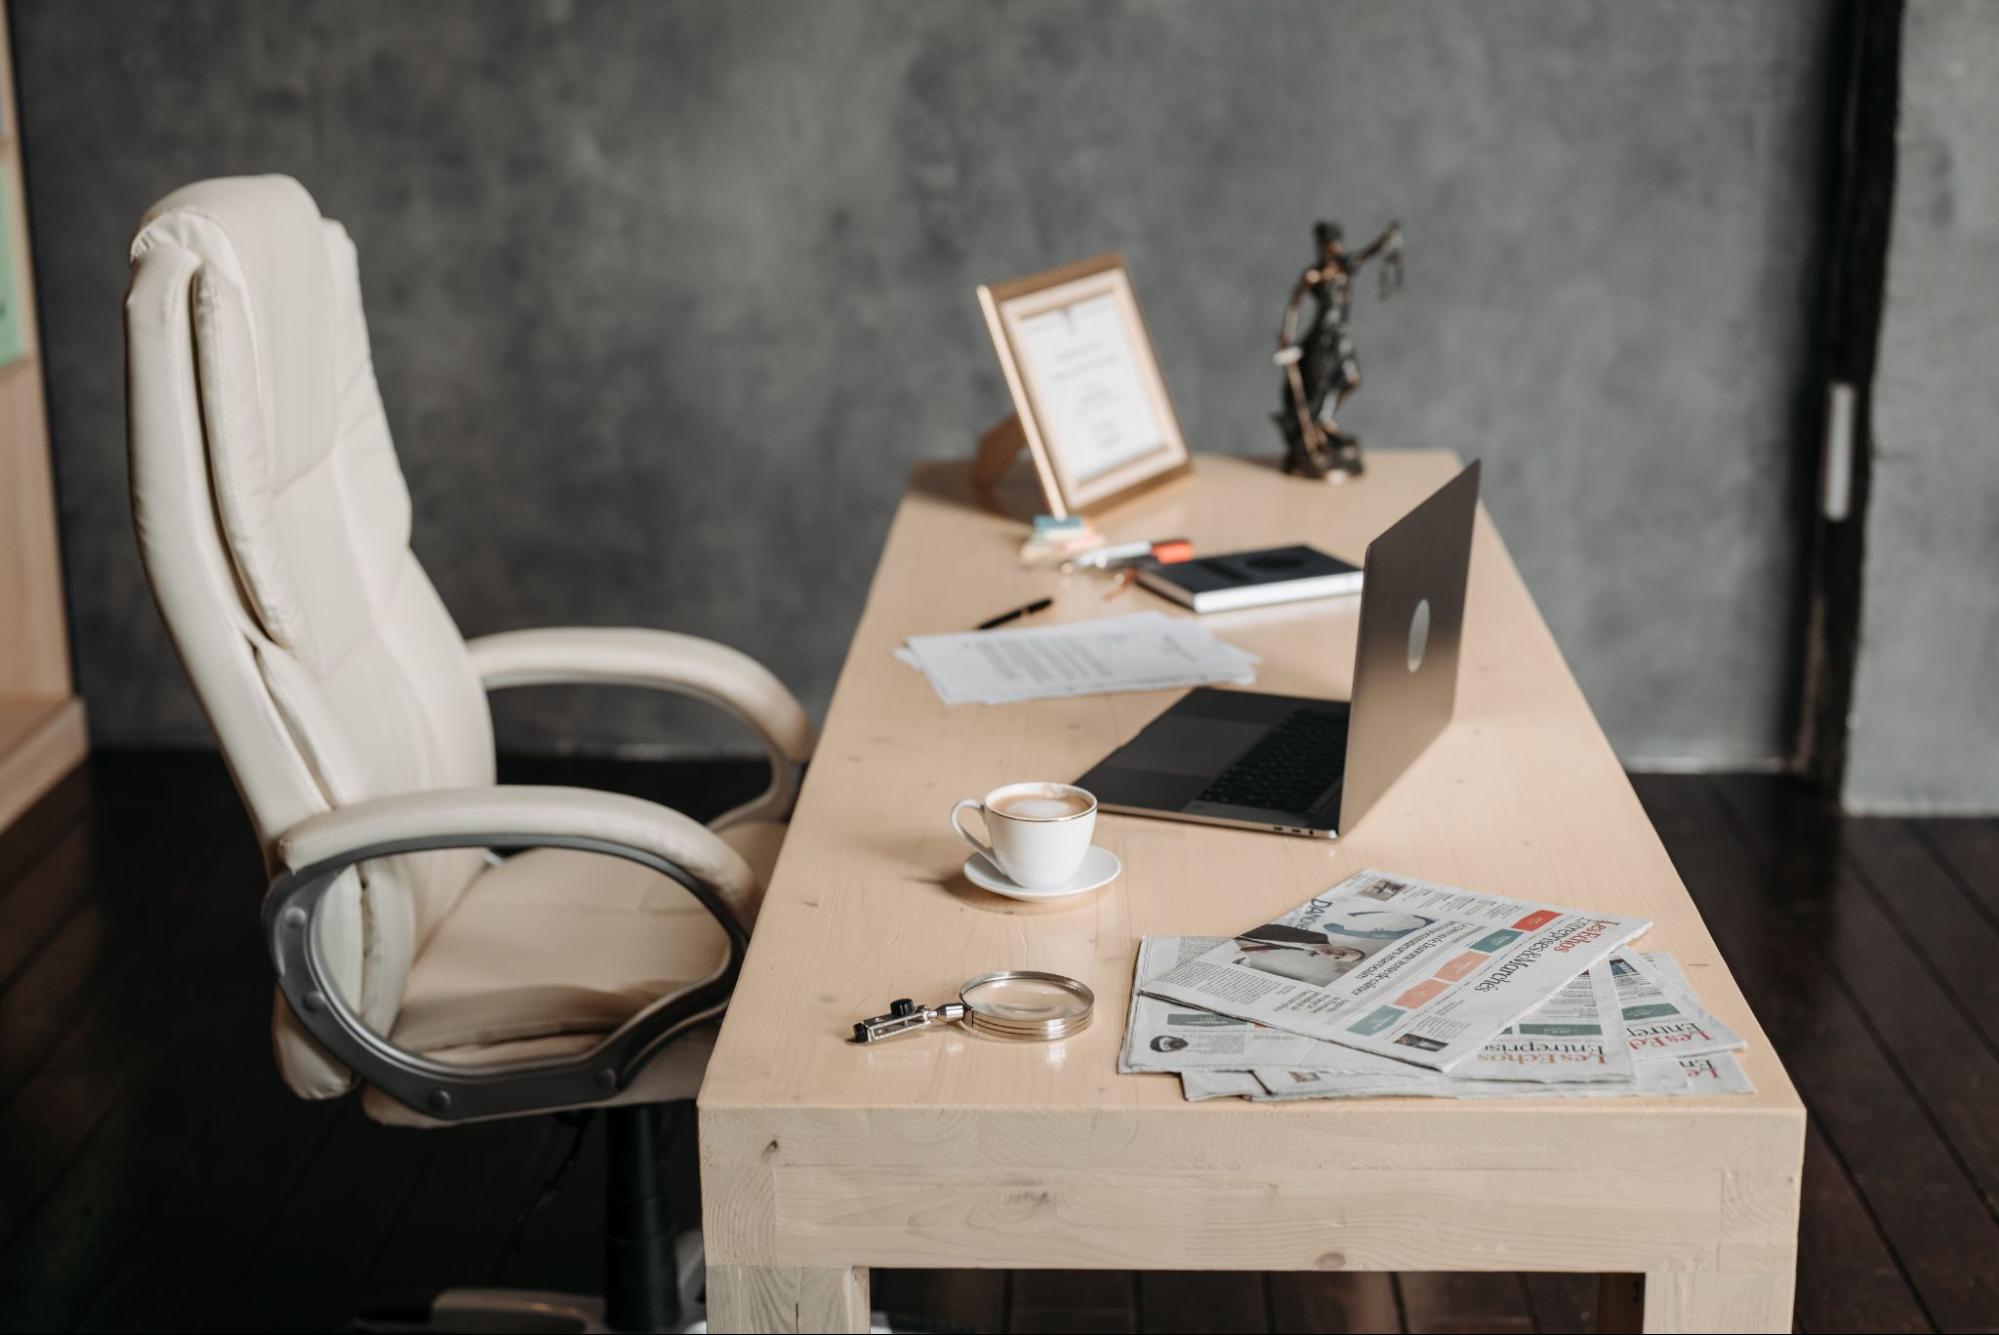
[1122,936,1634,1084]
[1239,1048,1755,1101]
[1612,950,1744,1059]
[1159,959,1751,1103]
[1141,869,1653,1072]
[1129,937,1754,1102]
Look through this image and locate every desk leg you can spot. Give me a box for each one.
[708,1264,870,1333]
[1598,1270,1794,1333]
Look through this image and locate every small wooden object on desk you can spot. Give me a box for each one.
[699,452,1804,1334]
[974,253,1192,517]
[0,5,86,833]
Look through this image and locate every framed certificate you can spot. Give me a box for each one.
[976,254,1192,516]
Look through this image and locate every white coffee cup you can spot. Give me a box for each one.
[951,782,1098,890]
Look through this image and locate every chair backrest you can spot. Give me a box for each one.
[126,176,495,1097]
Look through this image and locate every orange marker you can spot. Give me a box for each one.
[1065,537,1194,572]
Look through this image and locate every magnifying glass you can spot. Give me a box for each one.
[851,971,1094,1044]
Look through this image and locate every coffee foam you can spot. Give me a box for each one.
[993,789,1092,820]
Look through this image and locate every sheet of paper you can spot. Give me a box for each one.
[898,611,1257,706]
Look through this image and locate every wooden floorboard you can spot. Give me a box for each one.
[0,758,240,1107]
[1795,1120,1930,1334]
[1135,1271,1268,1333]
[228,1103,435,1333]
[1812,818,1999,1202]
[77,1059,341,1331]
[0,763,88,895]
[1841,818,1999,1051]
[0,770,246,1247]
[1517,1273,1603,1334]
[0,763,98,988]
[6,1046,285,1332]
[2,754,1993,1333]
[1394,1272,1536,1334]
[1709,778,1999,1225]
[1008,1270,1139,1333]
[360,1112,558,1302]
[1916,818,1999,927]
[1266,1271,1401,1333]
[0,826,92,988]
[873,1269,1007,1334]
[488,1110,611,1299]
[1637,775,1987,1333]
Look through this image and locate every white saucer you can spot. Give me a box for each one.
[963,846,1121,901]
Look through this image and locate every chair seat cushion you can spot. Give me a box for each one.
[361,842,732,1127]
[386,844,733,1057]
[357,821,791,1127]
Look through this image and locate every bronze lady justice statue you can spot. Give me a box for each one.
[1274,219,1403,479]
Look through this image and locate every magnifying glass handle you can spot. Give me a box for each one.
[851,998,968,1043]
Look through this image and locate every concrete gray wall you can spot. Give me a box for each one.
[1845,0,1999,814]
[15,0,1834,764]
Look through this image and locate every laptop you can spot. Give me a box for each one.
[1076,461,1479,839]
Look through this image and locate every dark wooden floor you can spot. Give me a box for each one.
[0,754,1994,1333]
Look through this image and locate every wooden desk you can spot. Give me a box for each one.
[699,453,1803,1334]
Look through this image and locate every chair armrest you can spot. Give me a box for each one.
[464,627,816,826]
[277,785,762,928]
[266,785,759,1122]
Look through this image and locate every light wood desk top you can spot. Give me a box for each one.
[704,451,1796,1119]
[700,452,1803,1332]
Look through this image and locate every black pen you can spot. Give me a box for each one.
[975,596,1053,631]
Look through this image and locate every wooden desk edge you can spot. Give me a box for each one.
[700,1098,1801,1327]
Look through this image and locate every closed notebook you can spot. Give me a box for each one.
[1136,544,1362,613]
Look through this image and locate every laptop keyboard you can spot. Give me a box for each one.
[1196,707,1349,814]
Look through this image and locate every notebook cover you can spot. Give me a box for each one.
[1139,545,1360,610]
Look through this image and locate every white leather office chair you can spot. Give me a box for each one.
[125,175,814,1331]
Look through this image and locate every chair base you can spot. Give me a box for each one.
[360,1288,687,1334]
[355,1229,706,1333]
[350,1106,899,1332]
[363,1288,615,1333]
[359,1104,701,1333]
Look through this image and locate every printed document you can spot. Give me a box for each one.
[1013,292,1164,482]
[898,611,1256,706]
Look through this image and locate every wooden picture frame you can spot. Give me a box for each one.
[975,253,1192,517]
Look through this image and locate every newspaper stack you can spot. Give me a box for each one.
[1121,869,1752,1102]
[895,611,1257,705]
